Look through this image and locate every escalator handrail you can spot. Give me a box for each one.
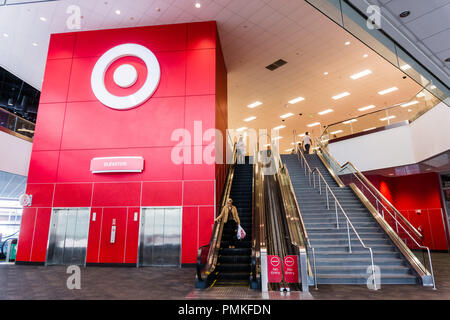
[196,144,237,283]
[251,152,264,286]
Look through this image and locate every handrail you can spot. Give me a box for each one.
[283,167,317,289]
[196,144,237,285]
[314,138,436,289]
[296,145,378,290]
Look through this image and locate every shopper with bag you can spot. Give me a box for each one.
[215,198,241,248]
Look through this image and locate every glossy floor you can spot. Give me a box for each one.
[1,252,449,300]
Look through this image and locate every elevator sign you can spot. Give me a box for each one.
[283,255,299,283]
[90,157,144,173]
[267,255,282,283]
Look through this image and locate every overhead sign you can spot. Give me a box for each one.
[267,255,282,283]
[90,157,144,173]
[283,255,299,283]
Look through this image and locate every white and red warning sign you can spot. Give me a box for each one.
[283,255,299,283]
[267,255,282,283]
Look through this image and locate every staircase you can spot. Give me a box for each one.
[214,157,253,287]
[282,153,419,285]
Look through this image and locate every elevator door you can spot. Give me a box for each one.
[46,208,90,266]
[139,207,182,267]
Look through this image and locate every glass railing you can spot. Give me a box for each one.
[0,107,35,140]
[321,88,441,141]
[305,0,450,108]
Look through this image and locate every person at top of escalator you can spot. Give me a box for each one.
[302,132,312,154]
[215,198,241,248]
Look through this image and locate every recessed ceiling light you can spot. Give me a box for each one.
[307,122,320,127]
[40,17,47,22]
[195,2,201,8]
[3,33,8,37]
[350,69,372,80]
[244,116,256,122]
[330,130,343,135]
[358,105,376,112]
[298,133,305,137]
[400,64,411,70]
[323,72,329,75]
[318,109,334,115]
[380,115,396,121]
[272,136,283,140]
[345,41,351,45]
[378,87,398,95]
[115,10,121,15]
[288,97,305,104]
[273,125,286,130]
[416,92,426,98]
[248,101,262,108]
[363,127,377,132]
[32,42,38,46]
[332,92,350,100]
[399,10,410,18]
[236,127,247,132]
[280,113,294,119]
[363,54,368,58]
[343,119,357,124]
[400,101,419,107]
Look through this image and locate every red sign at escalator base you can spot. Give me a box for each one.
[283,255,299,283]
[267,255,282,283]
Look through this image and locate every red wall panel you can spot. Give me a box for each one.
[198,206,215,247]
[53,183,93,207]
[183,181,215,206]
[47,32,76,60]
[181,207,198,263]
[25,184,54,207]
[39,59,72,104]
[124,207,140,264]
[86,208,102,263]
[92,183,141,207]
[27,151,59,184]
[187,21,217,50]
[30,208,52,262]
[15,208,37,262]
[186,49,216,96]
[141,182,182,207]
[99,208,127,263]
[32,103,66,151]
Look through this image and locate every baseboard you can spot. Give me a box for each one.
[86,263,136,268]
[182,263,196,268]
[15,261,45,266]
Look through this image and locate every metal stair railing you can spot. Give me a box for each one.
[315,138,436,289]
[296,145,378,290]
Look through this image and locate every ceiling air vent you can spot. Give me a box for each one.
[266,59,287,71]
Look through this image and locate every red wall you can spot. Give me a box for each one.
[367,172,448,250]
[16,21,227,265]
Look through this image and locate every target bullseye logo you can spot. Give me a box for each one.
[270,256,280,267]
[284,256,294,267]
[91,43,161,110]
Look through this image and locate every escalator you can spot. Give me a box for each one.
[214,157,253,287]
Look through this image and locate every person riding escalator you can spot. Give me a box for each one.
[215,198,241,249]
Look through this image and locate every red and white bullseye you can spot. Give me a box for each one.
[113,64,138,88]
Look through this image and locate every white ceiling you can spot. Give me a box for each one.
[0,0,429,153]
[350,0,450,83]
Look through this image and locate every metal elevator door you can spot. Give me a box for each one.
[139,207,182,267]
[46,208,90,266]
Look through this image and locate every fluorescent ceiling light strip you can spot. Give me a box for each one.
[343,119,357,124]
[273,125,286,130]
[332,92,350,100]
[378,87,398,95]
[350,69,372,80]
[288,97,305,104]
[236,127,247,132]
[358,105,376,112]
[272,136,283,140]
[380,116,396,121]
[280,113,294,119]
[330,130,343,135]
[400,64,411,70]
[400,101,419,107]
[244,116,256,122]
[318,109,334,115]
[248,101,262,108]
[307,122,320,127]
[363,127,377,132]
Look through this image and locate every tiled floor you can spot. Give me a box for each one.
[1,253,449,300]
